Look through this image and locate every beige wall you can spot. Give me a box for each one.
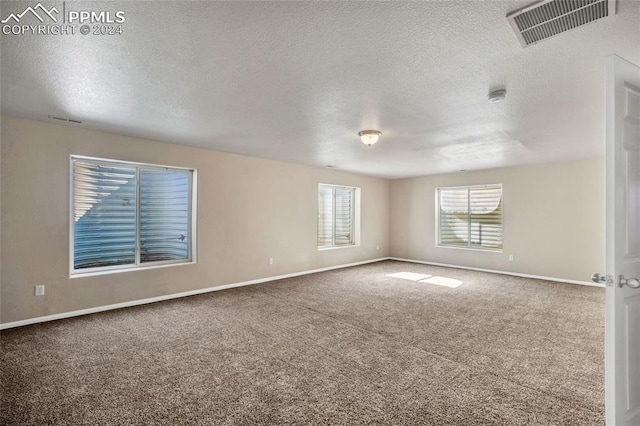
[0,116,390,324]
[0,115,605,324]
[389,160,605,282]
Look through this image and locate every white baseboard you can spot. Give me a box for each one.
[0,257,389,330]
[388,257,605,288]
[1,256,603,330]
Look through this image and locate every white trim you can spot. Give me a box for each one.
[434,244,503,254]
[436,183,504,251]
[318,244,360,251]
[69,260,196,279]
[0,258,388,330]
[317,183,360,249]
[70,154,196,172]
[190,168,198,265]
[437,183,503,191]
[1,257,603,330]
[69,155,198,277]
[389,257,605,288]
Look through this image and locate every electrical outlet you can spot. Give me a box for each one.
[508,255,514,262]
[268,257,273,265]
[34,285,45,296]
[376,245,380,251]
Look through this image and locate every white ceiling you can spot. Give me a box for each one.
[1,1,639,179]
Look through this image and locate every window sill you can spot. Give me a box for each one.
[318,244,360,251]
[70,260,196,279]
[436,244,503,253]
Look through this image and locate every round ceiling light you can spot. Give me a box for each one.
[358,130,382,146]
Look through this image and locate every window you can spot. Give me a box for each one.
[318,184,359,248]
[71,156,197,276]
[437,184,502,250]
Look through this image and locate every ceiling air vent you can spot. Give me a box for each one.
[507,0,616,47]
[48,115,83,124]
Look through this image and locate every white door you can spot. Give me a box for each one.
[601,55,640,426]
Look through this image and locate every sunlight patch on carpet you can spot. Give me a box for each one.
[386,272,462,288]
[386,272,432,281]
[419,276,462,288]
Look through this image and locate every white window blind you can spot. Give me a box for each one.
[318,184,355,248]
[437,184,503,250]
[139,169,191,263]
[73,162,137,269]
[71,157,196,275]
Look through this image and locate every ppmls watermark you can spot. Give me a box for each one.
[1,2,126,36]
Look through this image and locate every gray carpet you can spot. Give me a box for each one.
[1,260,605,425]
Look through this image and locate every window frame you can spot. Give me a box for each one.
[69,155,198,278]
[435,183,503,252]
[317,183,361,250]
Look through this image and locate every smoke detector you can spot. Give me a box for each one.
[507,0,616,48]
[488,89,507,103]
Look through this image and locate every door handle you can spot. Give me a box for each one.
[619,275,640,289]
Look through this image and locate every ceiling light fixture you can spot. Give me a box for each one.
[488,89,507,103]
[358,130,382,146]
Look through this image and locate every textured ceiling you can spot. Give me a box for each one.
[1,0,639,178]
